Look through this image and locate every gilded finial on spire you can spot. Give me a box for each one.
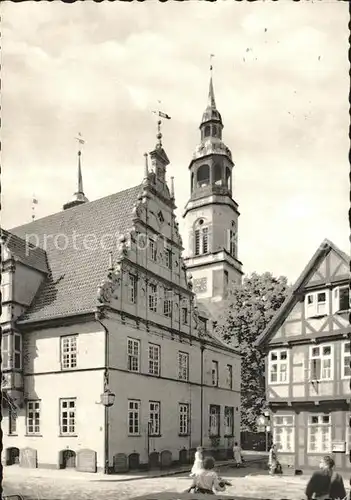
[31,194,38,221]
[208,54,216,109]
[152,104,171,149]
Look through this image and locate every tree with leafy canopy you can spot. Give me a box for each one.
[215,272,289,432]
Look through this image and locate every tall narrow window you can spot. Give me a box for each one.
[310,345,332,381]
[202,227,209,254]
[127,338,140,372]
[178,351,189,381]
[342,341,350,378]
[9,407,17,435]
[128,273,137,304]
[60,335,77,370]
[273,415,295,452]
[59,399,76,436]
[14,333,22,369]
[224,406,234,436]
[26,400,41,435]
[226,364,233,389]
[211,361,219,386]
[149,239,157,262]
[148,283,158,312]
[149,401,161,436]
[179,403,190,435]
[165,249,172,269]
[194,220,210,256]
[209,405,220,437]
[229,222,237,257]
[269,350,288,384]
[128,400,140,435]
[182,307,188,324]
[1,334,10,370]
[148,343,160,376]
[308,414,331,453]
[163,289,172,317]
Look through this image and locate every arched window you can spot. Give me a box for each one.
[196,165,210,188]
[204,125,211,138]
[228,221,237,257]
[225,167,231,190]
[212,125,217,137]
[213,163,222,186]
[191,172,194,193]
[194,219,210,256]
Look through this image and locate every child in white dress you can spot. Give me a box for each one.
[233,442,243,468]
[190,446,204,477]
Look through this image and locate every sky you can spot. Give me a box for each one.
[1,1,349,283]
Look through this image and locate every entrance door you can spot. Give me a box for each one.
[62,450,76,468]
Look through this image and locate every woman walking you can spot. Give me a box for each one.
[190,446,204,477]
[268,443,278,475]
[305,456,347,500]
[233,442,243,468]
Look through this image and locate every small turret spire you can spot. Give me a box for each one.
[144,153,149,178]
[63,133,89,211]
[208,54,216,108]
[170,176,175,198]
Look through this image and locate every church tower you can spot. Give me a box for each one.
[183,71,243,303]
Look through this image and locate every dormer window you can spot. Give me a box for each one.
[305,290,328,318]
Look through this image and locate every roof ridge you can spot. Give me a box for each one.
[9,183,143,233]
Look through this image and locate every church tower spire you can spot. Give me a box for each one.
[63,134,89,210]
[183,67,243,306]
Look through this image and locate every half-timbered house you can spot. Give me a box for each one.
[255,240,350,472]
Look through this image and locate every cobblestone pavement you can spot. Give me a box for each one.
[3,466,317,500]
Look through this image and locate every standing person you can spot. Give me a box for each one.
[190,446,204,477]
[268,443,278,475]
[233,442,243,468]
[187,456,231,495]
[305,456,347,500]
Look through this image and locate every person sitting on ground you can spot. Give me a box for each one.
[187,456,231,495]
[305,455,347,500]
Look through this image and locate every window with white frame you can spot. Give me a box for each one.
[1,334,10,370]
[310,345,333,381]
[163,289,172,317]
[209,404,220,437]
[127,338,140,372]
[148,343,160,376]
[128,400,140,435]
[211,361,219,386]
[149,239,157,262]
[61,335,77,370]
[165,249,172,269]
[9,406,17,435]
[226,364,233,389]
[179,403,190,435]
[333,286,350,313]
[26,400,41,435]
[308,414,331,453]
[273,415,295,452]
[305,290,328,318]
[178,351,189,381]
[342,341,350,378]
[148,283,158,312]
[149,401,160,436]
[128,273,137,304]
[224,406,234,436]
[59,399,76,435]
[269,350,288,384]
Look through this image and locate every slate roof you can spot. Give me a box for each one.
[1,229,49,274]
[9,185,142,323]
[254,239,350,348]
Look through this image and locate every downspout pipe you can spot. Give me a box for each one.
[95,308,110,475]
[200,341,205,447]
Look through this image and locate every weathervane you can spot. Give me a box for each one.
[31,194,38,221]
[152,100,171,148]
[75,132,85,156]
[210,53,215,72]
